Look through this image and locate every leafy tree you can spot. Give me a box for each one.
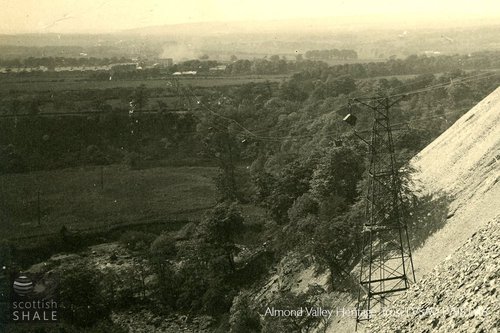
[287,193,319,224]
[174,204,243,314]
[326,75,357,96]
[269,55,280,62]
[148,233,178,309]
[176,238,234,313]
[197,110,242,201]
[309,147,364,205]
[308,214,361,288]
[131,84,149,111]
[250,169,276,204]
[279,80,308,101]
[202,277,236,315]
[265,152,321,223]
[58,263,111,327]
[199,203,244,270]
[229,291,262,333]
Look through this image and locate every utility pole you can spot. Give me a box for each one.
[345,96,416,329]
[37,189,41,227]
[170,78,183,109]
[100,165,104,191]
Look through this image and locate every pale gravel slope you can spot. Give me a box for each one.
[369,217,499,332]
[327,87,500,333]
[410,86,500,279]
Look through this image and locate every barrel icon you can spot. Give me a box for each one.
[13,275,33,296]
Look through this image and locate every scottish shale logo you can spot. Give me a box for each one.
[13,275,33,296]
[10,273,59,323]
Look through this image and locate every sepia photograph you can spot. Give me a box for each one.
[0,1,499,332]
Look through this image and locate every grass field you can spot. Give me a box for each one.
[0,164,218,238]
[0,74,289,92]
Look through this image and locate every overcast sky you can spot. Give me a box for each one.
[0,0,499,34]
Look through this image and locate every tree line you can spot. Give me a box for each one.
[0,56,134,69]
[304,49,358,60]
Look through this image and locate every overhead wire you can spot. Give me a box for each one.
[389,72,498,98]
[178,71,499,143]
[2,69,492,145]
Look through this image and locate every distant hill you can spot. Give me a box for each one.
[0,17,499,62]
[122,16,500,36]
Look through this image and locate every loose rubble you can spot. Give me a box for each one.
[369,217,500,333]
[112,310,215,333]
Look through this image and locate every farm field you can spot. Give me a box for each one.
[0,164,219,238]
[0,74,290,92]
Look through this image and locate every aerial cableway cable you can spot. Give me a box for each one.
[182,72,498,143]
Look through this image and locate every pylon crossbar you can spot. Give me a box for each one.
[360,275,405,284]
[369,287,409,296]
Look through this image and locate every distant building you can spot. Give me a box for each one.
[209,65,227,72]
[172,71,197,76]
[52,65,110,72]
[423,51,442,56]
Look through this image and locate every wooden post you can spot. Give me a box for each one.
[100,166,104,190]
[37,190,41,227]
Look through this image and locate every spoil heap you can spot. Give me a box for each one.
[368,86,500,332]
[369,217,499,332]
[410,86,500,277]
[328,86,500,333]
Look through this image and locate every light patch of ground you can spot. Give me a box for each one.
[26,242,140,276]
[410,86,500,279]
[254,253,330,304]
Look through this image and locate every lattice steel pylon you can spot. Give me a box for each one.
[345,96,416,330]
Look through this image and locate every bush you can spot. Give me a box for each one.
[202,280,235,316]
[58,263,110,327]
[101,267,137,308]
[287,193,319,223]
[229,291,261,333]
[119,231,156,252]
[150,233,177,259]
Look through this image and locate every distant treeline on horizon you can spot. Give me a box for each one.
[304,49,358,60]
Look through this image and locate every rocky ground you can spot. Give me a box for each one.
[112,310,215,333]
[254,253,330,305]
[369,217,499,333]
[25,241,225,332]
